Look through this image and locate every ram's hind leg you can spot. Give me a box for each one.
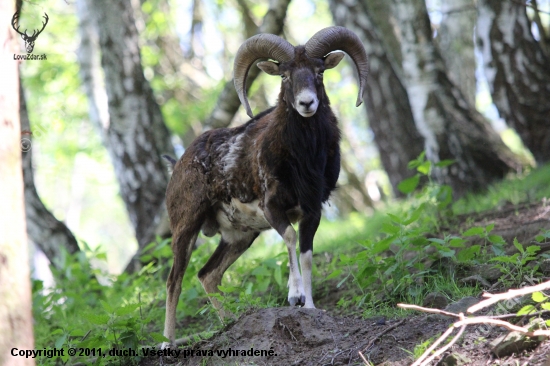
[198,231,259,322]
[163,206,206,346]
[163,229,200,346]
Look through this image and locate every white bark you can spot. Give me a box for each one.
[438,0,477,106]
[477,0,550,164]
[204,0,292,129]
[76,0,110,136]
[391,1,445,164]
[0,1,35,363]
[329,0,424,196]
[80,0,175,264]
[389,0,521,196]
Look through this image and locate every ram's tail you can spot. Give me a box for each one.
[162,155,177,168]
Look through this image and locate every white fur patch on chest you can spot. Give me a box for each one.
[216,199,271,232]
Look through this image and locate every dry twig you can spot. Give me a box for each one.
[425,320,466,365]
[358,350,369,365]
[468,280,550,313]
[452,317,550,337]
[411,326,456,366]
[413,314,467,366]
[384,280,550,366]
[397,304,461,318]
[362,319,407,352]
[279,321,298,342]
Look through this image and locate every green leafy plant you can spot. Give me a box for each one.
[326,153,549,316]
[517,291,550,326]
[490,238,540,287]
[328,152,462,308]
[33,243,179,365]
[211,252,289,318]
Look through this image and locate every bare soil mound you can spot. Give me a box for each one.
[165,307,451,365]
[154,307,550,366]
[146,200,550,366]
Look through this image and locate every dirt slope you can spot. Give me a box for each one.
[148,200,550,366]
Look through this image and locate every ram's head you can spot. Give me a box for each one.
[233,26,369,118]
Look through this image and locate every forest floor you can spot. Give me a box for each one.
[146,200,550,366]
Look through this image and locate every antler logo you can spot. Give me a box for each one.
[11,12,49,54]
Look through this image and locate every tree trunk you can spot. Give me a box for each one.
[20,83,80,267]
[137,0,205,148]
[81,0,174,269]
[437,0,477,106]
[235,0,259,39]
[477,0,550,165]
[388,0,521,197]
[76,0,110,142]
[204,0,292,129]
[0,1,35,362]
[329,0,424,196]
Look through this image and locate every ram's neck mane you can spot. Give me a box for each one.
[271,95,337,214]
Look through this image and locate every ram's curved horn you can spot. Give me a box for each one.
[305,26,368,107]
[233,34,295,118]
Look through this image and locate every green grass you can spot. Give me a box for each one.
[453,163,550,215]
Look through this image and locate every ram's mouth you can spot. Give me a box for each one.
[299,110,316,118]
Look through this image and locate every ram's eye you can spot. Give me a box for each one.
[317,71,324,77]
[281,74,288,80]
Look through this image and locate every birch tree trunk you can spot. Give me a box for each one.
[0,1,35,362]
[81,0,174,270]
[76,0,109,144]
[329,0,424,195]
[389,0,521,197]
[21,83,80,267]
[437,0,477,106]
[477,0,550,164]
[138,0,206,147]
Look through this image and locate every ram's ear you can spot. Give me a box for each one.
[257,61,280,75]
[324,51,345,70]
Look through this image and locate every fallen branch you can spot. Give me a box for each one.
[452,317,550,337]
[490,309,550,320]
[468,279,550,314]
[358,350,370,365]
[397,303,550,324]
[362,319,406,352]
[412,314,467,366]
[152,331,212,349]
[386,280,550,366]
[422,320,466,366]
[397,304,461,318]
[411,325,456,366]
[279,321,298,342]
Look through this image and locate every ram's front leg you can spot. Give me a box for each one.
[283,224,306,306]
[299,212,320,308]
[264,200,305,306]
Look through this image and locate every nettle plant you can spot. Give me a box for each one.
[328,152,460,306]
[33,241,178,365]
[489,230,550,287]
[518,290,550,325]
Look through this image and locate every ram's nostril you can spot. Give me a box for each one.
[299,100,314,108]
